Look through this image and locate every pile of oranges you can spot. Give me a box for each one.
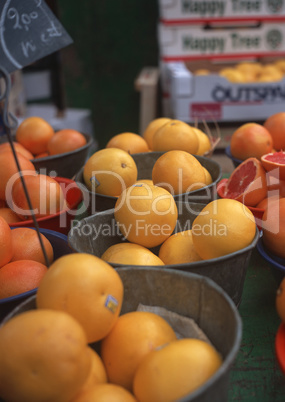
[0,220,54,299]
[0,253,223,402]
[83,119,214,199]
[221,113,285,260]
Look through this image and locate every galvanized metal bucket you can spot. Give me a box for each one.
[0,268,242,402]
[68,201,259,307]
[32,132,95,179]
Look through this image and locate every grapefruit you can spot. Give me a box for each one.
[230,123,273,161]
[224,157,267,207]
[261,151,285,181]
[263,112,285,151]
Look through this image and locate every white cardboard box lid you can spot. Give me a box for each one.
[158,0,285,23]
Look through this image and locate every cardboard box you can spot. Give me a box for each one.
[165,60,285,123]
[158,22,285,61]
[158,0,285,23]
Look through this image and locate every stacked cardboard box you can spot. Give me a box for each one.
[157,0,285,123]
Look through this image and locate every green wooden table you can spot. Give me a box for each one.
[228,248,285,400]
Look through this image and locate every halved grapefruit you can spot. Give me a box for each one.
[261,151,285,181]
[223,157,267,207]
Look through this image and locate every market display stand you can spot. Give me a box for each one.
[156,0,285,124]
[229,248,285,400]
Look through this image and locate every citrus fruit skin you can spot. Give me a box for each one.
[0,207,22,224]
[100,311,177,391]
[158,230,202,265]
[70,347,107,400]
[71,383,137,402]
[36,253,124,343]
[101,242,165,266]
[0,309,92,402]
[0,151,36,200]
[10,173,65,219]
[262,197,285,259]
[0,215,13,268]
[114,183,178,248]
[83,148,138,197]
[192,199,256,260]
[133,338,222,402]
[0,141,34,160]
[152,120,199,154]
[47,129,87,155]
[11,227,54,265]
[224,157,267,207]
[106,132,149,154]
[143,118,171,150]
[16,116,55,155]
[230,123,273,161]
[261,151,285,181]
[264,112,285,151]
[0,260,48,299]
[152,150,206,195]
[193,128,211,156]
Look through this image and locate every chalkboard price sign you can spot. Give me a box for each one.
[0,0,73,73]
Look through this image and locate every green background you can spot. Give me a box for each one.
[56,0,160,148]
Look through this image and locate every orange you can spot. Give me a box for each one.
[71,383,137,402]
[152,150,206,195]
[203,167,213,186]
[0,215,13,268]
[47,129,87,155]
[258,64,283,82]
[33,152,49,159]
[10,227,54,265]
[135,178,153,186]
[262,197,285,259]
[261,151,285,180]
[224,157,267,207]
[16,116,55,155]
[158,230,202,265]
[193,127,212,156]
[0,150,36,200]
[101,242,165,266]
[152,119,199,154]
[133,338,222,402]
[236,62,262,82]
[10,172,65,219]
[266,175,285,197]
[264,113,285,151]
[83,148,138,197]
[0,207,22,223]
[0,309,92,402]
[256,194,281,210]
[142,117,171,150]
[230,122,273,161]
[100,311,177,391]
[70,347,107,401]
[36,253,124,343]
[106,132,149,154]
[114,183,178,248]
[0,141,34,159]
[192,199,256,260]
[219,68,246,83]
[0,260,48,299]
[276,277,285,323]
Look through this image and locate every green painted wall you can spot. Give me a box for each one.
[56,1,159,148]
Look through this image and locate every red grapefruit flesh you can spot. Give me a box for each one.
[225,157,267,207]
[261,151,285,181]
